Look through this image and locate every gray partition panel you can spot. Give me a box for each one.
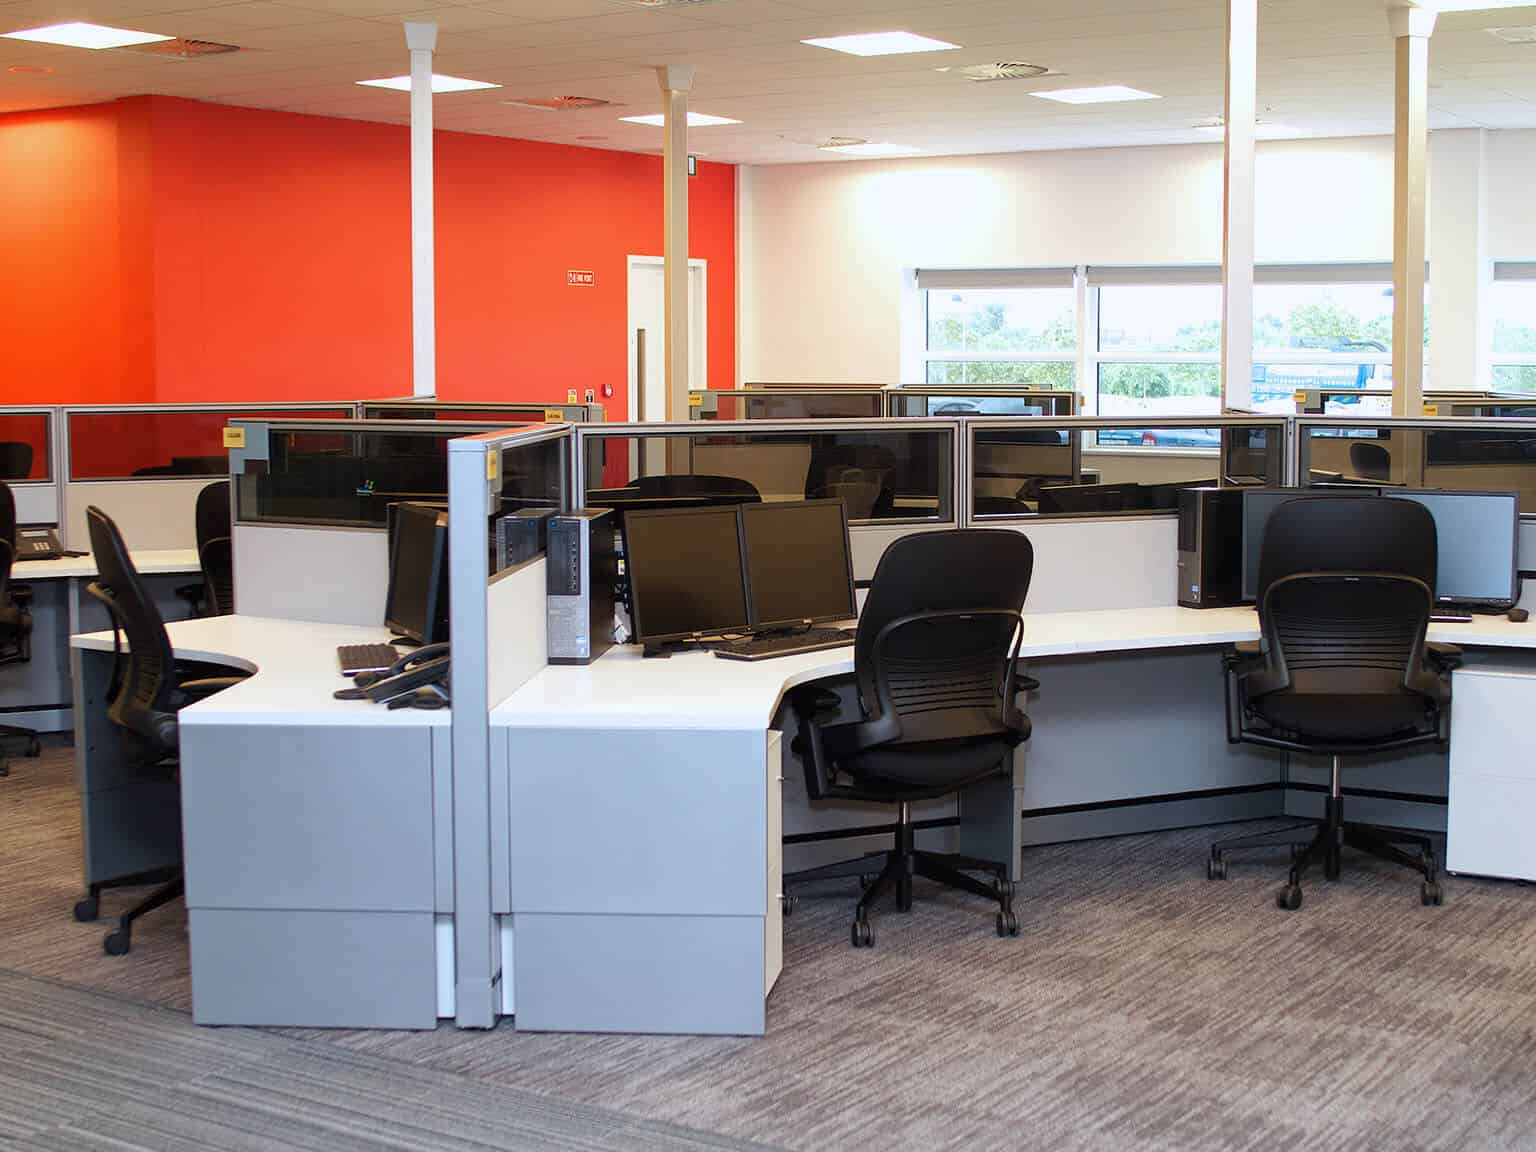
[189,909,436,1028]
[0,579,71,723]
[514,913,766,1036]
[178,724,436,912]
[432,726,454,914]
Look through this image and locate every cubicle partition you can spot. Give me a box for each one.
[61,403,354,551]
[227,418,497,625]
[0,406,60,526]
[572,418,960,579]
[1292,388,1536,417]
[689,388,886,422]
[444,422,572,1028]
[886,386,1078,418]
[361,399,605,423]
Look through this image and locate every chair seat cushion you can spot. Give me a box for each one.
[1252,691,1432,743]
[842,735,1014,792]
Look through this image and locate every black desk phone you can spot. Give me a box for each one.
[15,527,64,561]
[333,643,450,709]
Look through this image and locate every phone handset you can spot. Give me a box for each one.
[334,643,451,707]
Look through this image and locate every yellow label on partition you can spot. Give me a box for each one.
[486,453,499,481]
[1293,391,1308,404]
[688,393,703,407]
[1423,404,1439,416]
[222,427,245,449]
[566,389,578,403]
[544,408,565,422]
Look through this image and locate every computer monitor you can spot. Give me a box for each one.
[1387,490,1519,609]
[623,505,750,644]
[385,501,451,644]
[1037,481,1140,515]
[1240,487,1381,602]
[740,500,857,631]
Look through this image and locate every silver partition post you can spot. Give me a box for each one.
[447,437,495,1026]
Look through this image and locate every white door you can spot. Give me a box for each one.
[627,257,707,422]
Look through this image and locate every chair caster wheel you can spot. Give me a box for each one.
[1421,880,1444,906]
[103,929,131,956]
[851,917,873,948]
[1276,883,1303,911]
[781,894,796,916]
[73,897,99,922]
[996,910,1019,937]
[1207,856,1228,881]
[993,877,1017,902]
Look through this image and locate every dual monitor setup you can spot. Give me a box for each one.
[1179,486,1522,616]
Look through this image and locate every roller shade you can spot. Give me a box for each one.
[1086,265,1221,286]
[916,267,1074,290]
[1494,262,1536,282]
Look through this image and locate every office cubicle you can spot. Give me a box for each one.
[60,402,356,551]
[1291,388,1536,417]
[0,406,60,527]
[571,418,960,579]
[885,387,1078,418]
[227,417,525,624]
[360,399,605,423]
[688,389,887,421]
[964,415,1288,521]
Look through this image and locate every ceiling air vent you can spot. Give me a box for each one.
[613,0,731,7]
[818,136,868,149]
[1487,25,1536,43]
[957,62,1049,82]
[502,96,615,111]
[121,38,240,58]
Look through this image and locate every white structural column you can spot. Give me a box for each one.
[1389,3,1436,415]
[406,21,437,399]
[1220,0,1257,411]
[1429,129,1490,392]
[656,65,694,419]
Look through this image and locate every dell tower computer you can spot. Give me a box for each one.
[547,508,618,665]
[1176,487,1244,608]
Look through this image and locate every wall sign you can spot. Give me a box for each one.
[567,270,595,287]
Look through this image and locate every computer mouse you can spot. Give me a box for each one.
[1508,607,1529,623]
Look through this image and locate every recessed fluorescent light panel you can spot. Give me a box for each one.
[820,142,921,157]
[801,31,960,56]
[0,22,173,49]
[1030,85,1160,104]
[1429,0,1536,10]
[357,74,500,93]
[619,112,742,126]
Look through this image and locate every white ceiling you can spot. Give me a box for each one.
[2,0,1535,163]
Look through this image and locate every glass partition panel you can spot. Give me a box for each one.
[887,388,1077,418]
[362,402,599,422]
[69,406,352,481]
[490,431,571,575]
[234,421,531,528]
[578,423,954,524]
[689,390,885,421]
[1299,418,1536,514]
[970,419,1284,518]
[0,411,52,481]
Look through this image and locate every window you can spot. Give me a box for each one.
[1093,281,1222,418]
[917,270,1076,392]
[1493,265,1536,393]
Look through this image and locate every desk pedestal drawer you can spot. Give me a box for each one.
[1447,776,1536,881]
[190,909,437,1029]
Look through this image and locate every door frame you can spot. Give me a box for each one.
[626,255,708,422]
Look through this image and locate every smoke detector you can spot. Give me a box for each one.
[1487,25,1536,42]
[501,96,615,111]
[955,62,1049,82]
[120,37,239,57]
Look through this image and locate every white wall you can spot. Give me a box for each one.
[739,132,1529,387]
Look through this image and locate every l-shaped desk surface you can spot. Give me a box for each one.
[492,606,1536,731]
[17,548,202,581]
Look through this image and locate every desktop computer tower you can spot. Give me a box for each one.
[546,508,617,665]
[1176,487,1244,608]
[497,507,556,570]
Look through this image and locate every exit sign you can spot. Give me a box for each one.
[567,270,595,287]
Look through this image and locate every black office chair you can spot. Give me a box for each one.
[784,529,1035,947]
[1348,441,1392,481]
[0,481,40,777]
[1208,496,1457,909]
[75,506,246,955]
[0,442,33,481]
[176,482,234,616]
[627,474,761,501]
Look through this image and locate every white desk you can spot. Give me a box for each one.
[70,615,452,1030]
[490,604,1536,1037]
[18,548,201,581]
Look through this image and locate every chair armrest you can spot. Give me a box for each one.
[1013,672,1040,693]
[1224,641,1265,678]
[1426,642,1463,673]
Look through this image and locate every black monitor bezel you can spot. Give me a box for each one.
[623,503,751,645]
[384,501,450,644]
[1384,488,1521,609]
[739,498,857,632]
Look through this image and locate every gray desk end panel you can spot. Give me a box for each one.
[190,909,436,1029]
[433,725,454,914]
[513,913,767,1036]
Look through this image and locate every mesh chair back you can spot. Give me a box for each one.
[195,481,234,614]
[0,442,32,481]
[629,474,761,501]
[1348,441,1392,481]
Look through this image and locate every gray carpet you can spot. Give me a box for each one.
[6,741,1536,1150]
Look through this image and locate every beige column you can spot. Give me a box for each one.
[405,21,437,399]
[1220,0,1257,412]
[656,65,695,420]
[1388,3,1436,415]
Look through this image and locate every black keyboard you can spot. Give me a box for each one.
[713,627,854,662]
[337,643,401,676]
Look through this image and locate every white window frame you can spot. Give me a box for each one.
[1491,263,1536,387]
[914,267,1078,391]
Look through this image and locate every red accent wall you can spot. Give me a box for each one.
[0,96,736,417]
